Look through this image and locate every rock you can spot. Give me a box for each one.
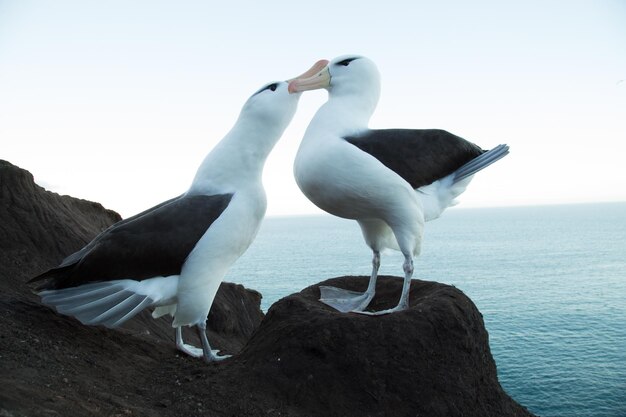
[0,159,121,296]
[215,276,535,417]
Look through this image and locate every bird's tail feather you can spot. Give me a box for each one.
[40,282,154,328]
[453,144,509,183]
[416,144,509,221]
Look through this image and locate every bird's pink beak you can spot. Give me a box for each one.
[288,60,331,94]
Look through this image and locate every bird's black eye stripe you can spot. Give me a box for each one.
[336,57,358,66]
[253,82,279,96]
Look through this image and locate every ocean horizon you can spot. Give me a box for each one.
[225,202,626,417]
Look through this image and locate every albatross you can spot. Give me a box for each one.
[289,55,509,315]
[29,60,328,362]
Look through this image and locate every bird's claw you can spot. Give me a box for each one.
[205,351,231,362]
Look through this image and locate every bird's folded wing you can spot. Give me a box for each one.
[31,193,233,289]
[344,129,484,189]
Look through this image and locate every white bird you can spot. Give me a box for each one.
[29,60,328,362]
[289,55,509,315]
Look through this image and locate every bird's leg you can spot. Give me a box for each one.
[319,250,380,313]
[396,255,414,310]
[364,250,381,301]
[360,253,413,316]
[350,250,380,312]
[196,321,231,363]
[175,326,203,358]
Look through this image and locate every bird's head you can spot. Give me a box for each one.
[239,60,330,131]
[288,55,381,115]
[289,55,380,94]
[239,81,299,131]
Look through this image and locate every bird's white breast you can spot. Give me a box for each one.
[173,186,266,327]
[294,136,419,221]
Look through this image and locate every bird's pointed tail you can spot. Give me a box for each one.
[453,144,510,183]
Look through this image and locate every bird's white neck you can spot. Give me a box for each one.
[303,90,378,141]
[189,117,282,194]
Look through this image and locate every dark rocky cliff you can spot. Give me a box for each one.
[0,159,121,293]
[0,160,534,417]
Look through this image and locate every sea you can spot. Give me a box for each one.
[224,202,626,417]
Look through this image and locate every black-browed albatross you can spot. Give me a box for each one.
[29,60,329,362]
[289,55,509,315]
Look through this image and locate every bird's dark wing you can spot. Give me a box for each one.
[56,195,184,269]
[31,193,233,290]
[344,129,484,189]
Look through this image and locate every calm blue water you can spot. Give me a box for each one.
[225,203,626,417]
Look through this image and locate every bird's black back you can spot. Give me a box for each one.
[344,129,484,189]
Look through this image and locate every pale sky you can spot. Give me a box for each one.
[1,1,624,217]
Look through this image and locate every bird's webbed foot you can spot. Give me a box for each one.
[319,285,374,313]
[176,326,231,361]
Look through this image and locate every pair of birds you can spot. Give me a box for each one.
[31,55,509,363]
